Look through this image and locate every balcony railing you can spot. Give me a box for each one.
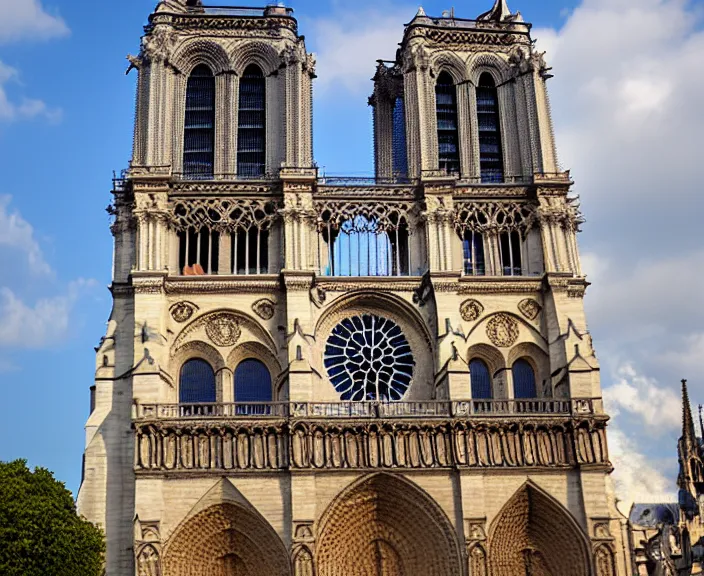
[134,398,602,421]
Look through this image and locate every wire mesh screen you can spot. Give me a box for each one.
[237,65,266,177]
[183,65,215,179]
[477,73,504,183]
[470,359,493,399]
[512,359,537,399]
[180,359,216,403]
[392,97,408,178]
[435,72,460,175]
[319,216,410,277]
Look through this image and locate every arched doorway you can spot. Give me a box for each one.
[162,503,290,576]
[316,473,462,576]
[489,483,592,576]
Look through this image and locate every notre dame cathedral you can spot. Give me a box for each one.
[77,0,640,574]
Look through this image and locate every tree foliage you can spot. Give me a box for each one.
[0,460,104,576]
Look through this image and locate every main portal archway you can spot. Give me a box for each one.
[316,473,462,576]
[489,483,593,576]
[162,503,291,576]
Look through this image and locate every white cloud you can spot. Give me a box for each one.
[609,426,677,511]
[0,60,62,123]
[307,6,414,96]
[603,364,681,432]
[0,195,52,276]
[0,0,69,44]
[0,279,94,349]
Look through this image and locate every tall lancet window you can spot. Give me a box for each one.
[476,72,504,183]
[435,72,460,174]
[237,64,266,178]
[392,97,408,178]
[183,64,215,179]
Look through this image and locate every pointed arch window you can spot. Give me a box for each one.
[234,359,272,415]
[237,64,266,178]
[183,64,215,179]
[470,359,492,399]
[477,72,504,183]
[499,230,522,276]
[462,230,486,276]
[512,359,537,399]
[180,359,216,407]
[435,72,460,174]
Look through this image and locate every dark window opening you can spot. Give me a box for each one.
[500,230,522,276]
[470,359,493,399]
[512,359,537,399]
[392,97,408,178]
[234,359,272,415]
[178,227,220,275]
[231,228,269,274]
[477,72,504,183]
[435,72,460,174]
[183,64,215,179]
[462,230,486,276]
[180,359,216,404]
[237,64,266,178]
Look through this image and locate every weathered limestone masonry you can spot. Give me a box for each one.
[77,0,635,574]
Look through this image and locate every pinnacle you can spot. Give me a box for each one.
[477,0,512,22]
[682,379,696,447]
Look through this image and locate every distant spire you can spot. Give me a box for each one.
[683,379,696,449]
[416,6,427,17]
[477,0,512,22]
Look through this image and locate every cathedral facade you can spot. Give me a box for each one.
[77,1,634,574]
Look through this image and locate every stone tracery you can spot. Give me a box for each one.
[170,197,280,232]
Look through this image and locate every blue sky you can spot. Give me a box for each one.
[0,0,703,508]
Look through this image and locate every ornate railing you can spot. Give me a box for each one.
[133,398,602,421]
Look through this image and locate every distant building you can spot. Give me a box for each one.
[77,0,635,574]
[629,381,704,576]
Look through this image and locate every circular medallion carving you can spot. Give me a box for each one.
[486,314,519,348]
[518,298,541,320]
[324,314,414,401]
[252,298,276,320]
[205,313,241,347]
[170,301,197,323]
[460,299,484,322]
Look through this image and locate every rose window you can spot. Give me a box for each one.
[324,314,414,401]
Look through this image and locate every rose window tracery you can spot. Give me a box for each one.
[324,314,414,401]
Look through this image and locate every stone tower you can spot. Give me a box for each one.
[77,0,634,574]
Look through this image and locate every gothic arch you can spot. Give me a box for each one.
[594,543,616,576]
[171,39,232,75]
[488,482,592,576]
[170,340,226,378]
[431,51,468,84]
[226,341,283,379]
[231,41,282,76]
[316,473,463,576]
[507,341,550,397]
[466,343,505,377]
[467,52,510,85]
[466,311,547,344]
[162,502,291,576]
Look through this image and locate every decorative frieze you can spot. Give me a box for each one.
[133,417,610,473]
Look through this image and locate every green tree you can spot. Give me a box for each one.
[0,460,104,576]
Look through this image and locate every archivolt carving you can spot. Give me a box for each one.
[454,201,536,235]
[136,544,161,576]
[170,197,280,232]
[293,546,314,576]
[486,314,520,347]
[594,544,617,576]
[170,340,226,375]
[134,418,610,472]
[469,544,488,576]
[460,299,484,322]
[488,483,592,576]
[316,200,416,232]
[252,298,276,320]
[316,474,462,576]
[518,298,541,320]
[231,39,282,76]
[162,503,291,576]
[431,50,468,83]
[205,313,241,347]
[467,52,510,84]
[170,38,231,75]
